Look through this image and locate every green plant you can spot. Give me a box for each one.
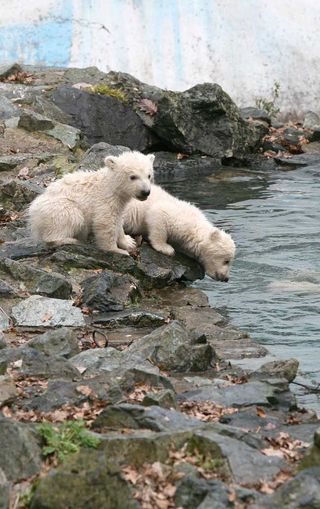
[91,84,127,102]
[255,81,281,118]
[38,420,101,463]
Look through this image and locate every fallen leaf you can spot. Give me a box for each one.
[41,313,53,322]
[256,406,266,418]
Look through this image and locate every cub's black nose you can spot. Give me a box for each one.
[141,189,150,197]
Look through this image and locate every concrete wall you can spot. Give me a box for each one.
[0,0,319,115]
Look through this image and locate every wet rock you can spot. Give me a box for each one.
[0,179,42,210]
[52,85,153,150]
[191,428,283,484]
[143,389,178,409]
[180,379,294,409]
[240,106,271,124]
[30,451,139,509]
[0,468,10,509]
[303,111,320,129]
[27,328,80,358]
[299,427,320,469]
[154,151,221,181]
[175,475,231,509]
[11,295,85,327]
[82,270,141,312]
[252,467,320,509]
[137,243,205,288]
[92,309,166,328]
[275,153,320,167]
[128,321,214,372]
[93,403,200,432]
[0,376,18,405]
[76,142,130,171]
[0,415,42,482]
[254,358,299,383]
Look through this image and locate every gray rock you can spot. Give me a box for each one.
[283,127,305,146]
[92,309,166,328]
[18,109,54,131]
[240,106,271,124]
[254,358,299,383]
[82,270,141,312]
[0,468,10,509]
[52,85,153,150]
[0,154,35,171]
[128,321,214,372]
[191,428,283,484]
[154,151,221,181]
[0,415,42,482]
[0,239,52,260]
[303,111,320,129]
[0,279,14,297]
[0,179,42,210]
[0,95,20,121]
[143,389,178,409]
[76,142,130,171]
[93,403,200,432]
[45,122,82,149]
[251,467,320,509]
[180,379,294,409]
[275,153,320,167]
[175,475,231,509]
[11,295,85,327]
[0,376,18,405]
[27,328,80,358]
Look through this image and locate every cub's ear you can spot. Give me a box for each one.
[105,156,118,170]
[148,154,155,164]
[210,229,221,241]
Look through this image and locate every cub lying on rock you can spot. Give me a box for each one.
[123,184,236,281]
[29,151,154,255]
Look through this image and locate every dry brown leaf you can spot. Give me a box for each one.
[256,406,266,418]
[76,385,94,397]
[41,313,53,322]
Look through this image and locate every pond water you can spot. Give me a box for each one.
[161,163,320,412]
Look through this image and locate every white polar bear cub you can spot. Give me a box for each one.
[123,184,236,281]
[29,151,155,255]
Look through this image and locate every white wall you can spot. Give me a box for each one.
[0,0,319,116]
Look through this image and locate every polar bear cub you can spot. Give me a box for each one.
[123,184,236,281]
[29,151,154,255]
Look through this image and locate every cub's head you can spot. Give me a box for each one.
[105,151,154,201]
[200,228,236,282]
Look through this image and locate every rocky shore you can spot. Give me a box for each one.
[0,64,319,509]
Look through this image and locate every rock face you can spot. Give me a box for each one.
[82,271,141,311]
[52,85,154,150]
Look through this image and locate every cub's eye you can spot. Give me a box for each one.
[148,174,151,179]
[130,175,138,181]
[224,260,230,265]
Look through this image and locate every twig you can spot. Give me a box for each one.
[291,381,320,394]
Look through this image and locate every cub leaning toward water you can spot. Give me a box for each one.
[123,183,236,281]
[28,151,154,255]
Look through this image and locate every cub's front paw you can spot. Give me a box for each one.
[124,235,137,253]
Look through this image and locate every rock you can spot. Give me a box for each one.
[151,83,259,158]
[275,153,320,167]
[283,127,305,146]
[11,295,85,327]
[0,258,72,299]
[30,451,139,509]
[52,85,153,150]
[175,475,230,509]
[27,328,80,358]
[0,239,53,260]
[0,96,20,123]
[0,179,42,210]
[82,270,141,312]
[303,111,320,129]
[0,332,6,349]
[154,151,221,181]
[251,467,320,509]
[0,376,18,405]
[0,279,14,297]
[21,376,122,412]
[0,415,42,482]
[92,309,166,328]
[137,243,205,288]
[254,358,299,383]
[93,403,200,432]
[143,389,178,409]
[76,142,130,171]
[180,379,294,409]
[0,468,10,509]
[18,109,82,148]
[0,63,22,79]
[128,321,214,372]
[240,106,271,124]
[191,428,283,484]
[0,154,35,171]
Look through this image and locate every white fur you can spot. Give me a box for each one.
[29,151,155,255]
[123,184,236,280]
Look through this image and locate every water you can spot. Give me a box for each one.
[161,164,320,412]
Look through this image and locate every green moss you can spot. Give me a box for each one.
[38,420,101,464]
[91,84,127,102]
